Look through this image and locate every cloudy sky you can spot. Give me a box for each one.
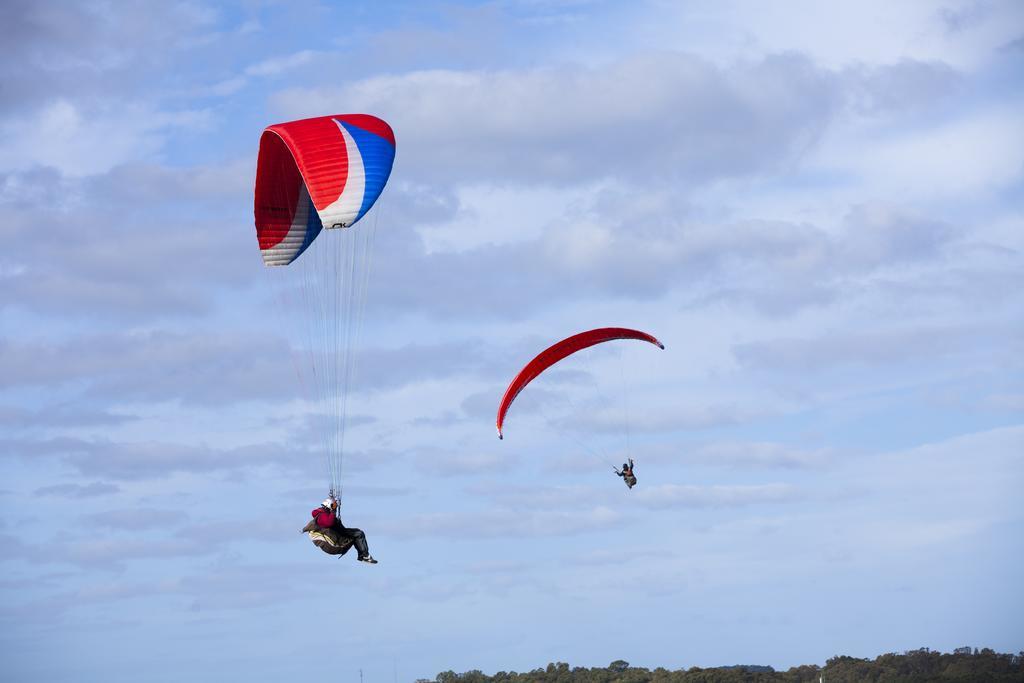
[1,1,1022,681]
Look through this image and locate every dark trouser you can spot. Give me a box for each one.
[334,526,369,558]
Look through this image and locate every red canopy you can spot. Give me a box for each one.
[496,327,664,439]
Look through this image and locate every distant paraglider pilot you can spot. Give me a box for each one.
[615,458,637,489]
[310,496,377,564]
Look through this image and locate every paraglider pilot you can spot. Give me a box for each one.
[615,458,637,489]
[312,496,377,563]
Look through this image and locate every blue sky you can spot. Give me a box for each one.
[1,1,1022,681]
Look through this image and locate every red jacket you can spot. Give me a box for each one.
[312,507,336,529]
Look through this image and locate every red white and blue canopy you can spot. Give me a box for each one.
[254,114,396,266]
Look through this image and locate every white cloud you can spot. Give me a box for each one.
[271,51,838,185]
[688,441,836,469]
[244,50,317,77]
[733,320,1016,375]
[809,424,1024,559]
[1,435,302,481]
[378,505,623,539]
[634,482,800,509]
[415,182,602,253]
[811,106,1024,203]
[635,0,1023,70]
[0,100,210,175]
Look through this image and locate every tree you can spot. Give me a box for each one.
[609,660,630,674]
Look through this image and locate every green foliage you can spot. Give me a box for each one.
[429,648,1024,683]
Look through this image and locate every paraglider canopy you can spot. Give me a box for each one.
[252,113,396,500]
[254,114,396,266]
[496,327,664,439]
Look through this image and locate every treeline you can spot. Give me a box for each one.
[424,648,1024,683]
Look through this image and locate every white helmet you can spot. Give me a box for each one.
[322,497,336,508]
